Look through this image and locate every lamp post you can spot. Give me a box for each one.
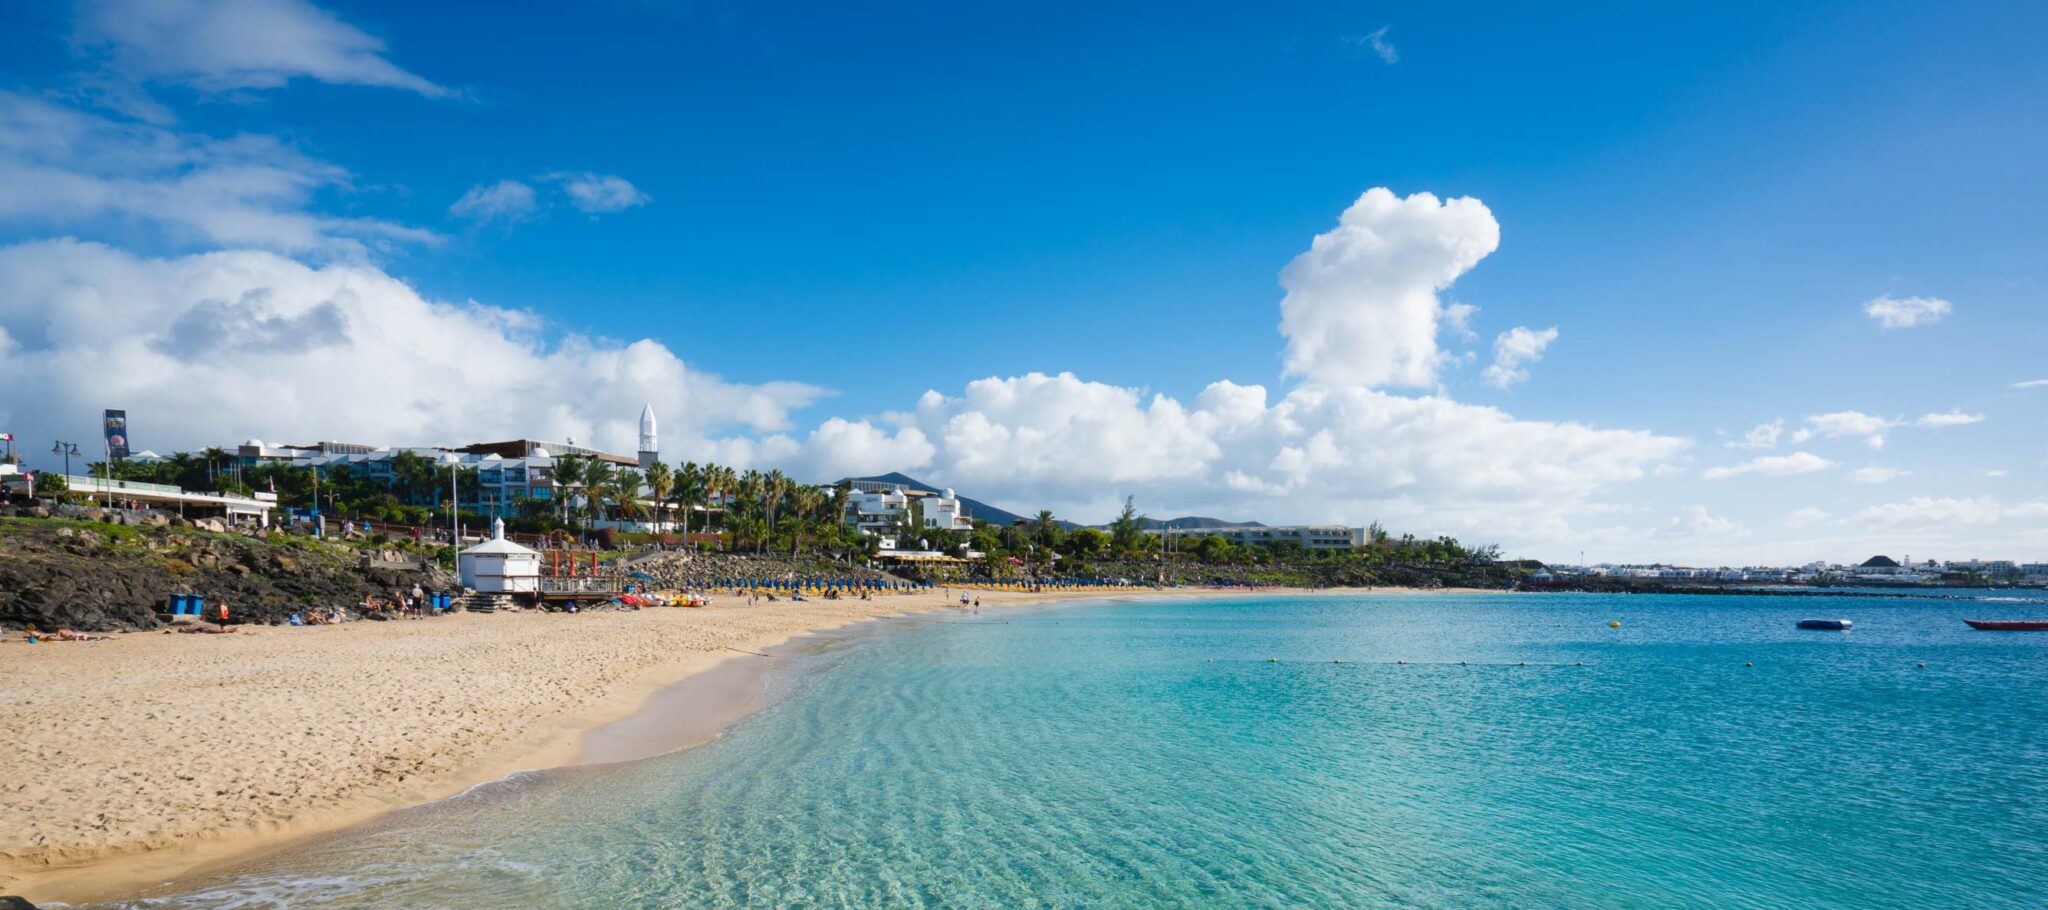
[50,441,79,480]
[443,453,463,573]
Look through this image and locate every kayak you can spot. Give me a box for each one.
[1797,619,1852,631]
[1965,620,2048,631]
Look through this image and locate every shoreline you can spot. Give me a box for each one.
[3,585,1485,903]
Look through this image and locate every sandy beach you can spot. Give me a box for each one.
[0,585,1470,903]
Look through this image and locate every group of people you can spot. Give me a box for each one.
[15,626,107,643]
[363,583,437,620]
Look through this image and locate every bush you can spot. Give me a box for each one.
[594,526,620,549]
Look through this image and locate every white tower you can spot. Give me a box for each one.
[638,404,658,469]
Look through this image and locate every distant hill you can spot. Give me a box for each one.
[836,473,1033,527]
[832,474,1274,532]
[1140,516,1266,531]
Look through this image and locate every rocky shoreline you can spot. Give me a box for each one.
[0,513,450,631]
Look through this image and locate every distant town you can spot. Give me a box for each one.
[1,407,2042,589]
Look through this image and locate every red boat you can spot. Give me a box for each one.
[1965,620,2048,631]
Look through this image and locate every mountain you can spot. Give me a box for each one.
[1140,516,1266,530]
[833,474,1273,532]
[836,473,1034,527]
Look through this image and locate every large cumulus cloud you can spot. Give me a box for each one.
[1278,188,1500,388]
[0,239,823,456]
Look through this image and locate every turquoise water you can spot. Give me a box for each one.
[100,592,2048,908]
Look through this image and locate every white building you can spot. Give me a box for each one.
[1146,525,1367,552]
[921,488,974,532]
[846,482,914,535]
[459,518,541,593]
[836,480,974,537]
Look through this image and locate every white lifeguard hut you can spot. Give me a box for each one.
[459,518,541,593]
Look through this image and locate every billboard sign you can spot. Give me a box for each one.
[103,409,129,459]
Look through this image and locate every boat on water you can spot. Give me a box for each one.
[1965,619,2048,631]
[1798,619,1853,631]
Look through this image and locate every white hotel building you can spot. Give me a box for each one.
[839,479,975,537]
[1145,524,1367,552]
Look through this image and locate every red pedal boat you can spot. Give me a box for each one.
[1965,619,2048,631]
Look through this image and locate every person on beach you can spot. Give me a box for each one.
[20,626,103,642]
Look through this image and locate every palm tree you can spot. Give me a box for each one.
[165,452,202,490]
[608,469,646,526]
[672,461,705,538]
[788,485,826,556]
[764,469,791,537]
[201,446,228,486]
[1033,509,1063,549]
[643,461,673,533]
[737,470,766,552]
[582,461,614,527]
[709,464,737,531]
[552,455,587,525]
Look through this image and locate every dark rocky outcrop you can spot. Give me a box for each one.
[0,519,454,632]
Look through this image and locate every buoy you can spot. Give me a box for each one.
[1268,657,1278,662]
[1574,662,1584,667]
[1745,662,1753,668]
[1917,662,1926,669]
[1518,662,1527,667]
[1397,660,1405,665]
[1459,661,1468,666]
[1608,620,1622,628]
[1332,659,1342,664]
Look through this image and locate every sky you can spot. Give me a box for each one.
[0,0,2044,565]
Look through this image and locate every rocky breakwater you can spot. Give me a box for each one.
[630,550,906,589]
[0,517,453,631]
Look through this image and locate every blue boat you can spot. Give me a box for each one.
[1798,618,1853,631]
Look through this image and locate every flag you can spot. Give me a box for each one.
[103,410,130,459]
[0,433,12,440]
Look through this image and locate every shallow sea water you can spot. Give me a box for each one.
[91,592,2048,909]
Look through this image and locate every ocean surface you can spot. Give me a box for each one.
[95,591,2048,909]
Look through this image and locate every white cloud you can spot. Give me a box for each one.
[1801,410,1897,449]
[1852,496,2004,528]
[2006,501,2048,520]
[1652,506,1747,540]
[1786,507,1831,528]
[452,173,650,224]
[1915,410,1984,428]
[1442,302,1478,340]
[1861,294,1951,329]
[2013,379,2048,389]
[787,418,935,482]
[546,172,651,214]
[1847,466,1910,484]
[885,371,1687,543]
[74,0,451,97]
[0,240,823,456]
[448,180,538,223]
[1357,25,1399,64]
[1986,469,2008,478]
[1481,326,1558,389]
[1729,419,1784,449]
[1278,188,1499,388]
[1702,451,1835,480]
[0,91,432,257]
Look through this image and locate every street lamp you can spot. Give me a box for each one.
[50,441,79,478]
[442,453,463,572]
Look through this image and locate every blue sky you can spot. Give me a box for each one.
[0,0,2043,564]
